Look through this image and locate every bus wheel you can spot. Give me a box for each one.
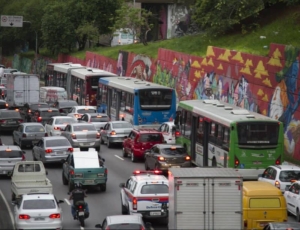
[212,157,217,167]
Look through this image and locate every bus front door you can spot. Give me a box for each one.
[203,119,211,167]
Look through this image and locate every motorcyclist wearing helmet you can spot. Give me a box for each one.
[69,183,89,219]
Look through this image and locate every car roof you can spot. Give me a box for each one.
[22,122,44,126]
[269,222,300,229]
[106,215,143,225]
[272,165,300,170]
[22,193,55,200]
[42,136,68,140]
[0,145,21,150]
[134,129,162,134]
[154,144,184,149]
[37,107,58,111]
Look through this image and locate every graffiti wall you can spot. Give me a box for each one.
[86,51,117,74]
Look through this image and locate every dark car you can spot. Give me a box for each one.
[0,110,23,131]
[0,137,2,145]
[31,108,60,125]
[144,144,192,173]
[21,102,50,122]
[0,99,8,110]
[263,222,300,230]
[52,100,78,116]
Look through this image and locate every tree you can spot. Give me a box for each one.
[192,0,265,35]
[110,2,153,45]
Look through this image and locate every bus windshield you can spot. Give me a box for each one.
[237,122,279,145]
[139,89,172,110]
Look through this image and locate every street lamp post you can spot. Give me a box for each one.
[23,21,38,56]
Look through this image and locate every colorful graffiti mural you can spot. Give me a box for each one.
[86,51,117,74]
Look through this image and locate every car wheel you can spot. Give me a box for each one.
[122,148,127,157]
[107,138,112,148]
[62,171,68,185]
[100,184,106,192]
[100,137,104,145]
[131,150,136,163]
[297,209,300,222]
[121,198,127,214]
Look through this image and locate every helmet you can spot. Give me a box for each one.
[74,182,82,189]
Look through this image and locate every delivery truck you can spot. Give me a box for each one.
[168,167,243,230]
[6,73,40,109]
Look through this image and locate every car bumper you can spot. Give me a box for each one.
[0,124,19,130]
[0,167,14,175]
[16,222,63,230]
[71,140,100,148]
[20,138,42,145]
[72,178,107,186]
[132,210,168,219]
[108,136,125,144]
[51,131,62,136]
[45,154,69,163]
[158,162,192,171]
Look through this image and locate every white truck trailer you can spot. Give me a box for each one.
[6,73,40,108]
[168,167,243,230]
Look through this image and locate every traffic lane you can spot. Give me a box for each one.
[0,188,14,229]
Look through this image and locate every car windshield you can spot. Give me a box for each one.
[109,224,142,230]
[30,104,49,110]
[55,118,75,124]
[91,116,109,122]
[112,123,133,129]
[0,150,22,158]
[46,139,70,147]
[77,109,96,114]
[23,199,56,209]
[73,125,95,131]
[141,184,169,194]
[25,126,45,132]
[41,110,60,117]
[161,147,185,155]
[0,111,21,118]
[140,134,161,142]
[279,170,300,182]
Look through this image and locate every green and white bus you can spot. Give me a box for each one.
[175,99,284,180]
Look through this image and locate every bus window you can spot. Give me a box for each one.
[139,89,172,110]
[120,92,134,114]
[183,111,192,138]
[223,128,230,149]
[196,116,204,145]
[112,89,117,108]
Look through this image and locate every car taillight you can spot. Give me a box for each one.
[54,127,61,130]
[275,180,280,189]
[234,156,239,167]
[5,103,8,107]
[78,205,83,209]
[19,119,23,123]
[45,133,48,137]
[158,156,165,161]
[37,117,42,122]
[110,131,116,135]
[105,227,110,230]
[22,154,25,161]
[22,133,26,138]
[70,170,74,175]
[244,220,247,228]
[68,147,74,152]
[75,114,81,118]
[0,120,5,123]
[96,133,100,139]
[141,226,145,230]
[185,156,191,161]
[49,213,60,219]
[19,214,30,219]
[133,197,137,210]
[175,131,180,137]
[275,157,281,165]
[28,109,31,113]
[45,149,52,153]
[105,168,108,174]
[59,109,63,113]
[71,133,76,139]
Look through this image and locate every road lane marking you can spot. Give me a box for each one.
[64,198,71,205]
[0,189,15,230]
[115,155,124,161]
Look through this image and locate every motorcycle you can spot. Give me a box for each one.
[74,200,89,227]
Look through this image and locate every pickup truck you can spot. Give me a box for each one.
[11,161,53,201]
[62,148,107,192]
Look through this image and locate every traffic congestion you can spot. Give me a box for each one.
[1,64,300,229]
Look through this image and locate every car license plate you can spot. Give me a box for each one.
[34,217,45,221]
[78,211,84,216]
[85,180,94,184]
[81,143,91,146]
[56,151,65,154]
[253,161,262,165]
[6,121,16,124]
[150,212,161,216]
[171,166,180,168]
[32,141,38,144]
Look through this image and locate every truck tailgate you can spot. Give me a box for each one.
[74,167,107,185]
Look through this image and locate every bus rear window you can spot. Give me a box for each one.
[139,89,172,111]
[237,123,279,145]
[249,198,280,208]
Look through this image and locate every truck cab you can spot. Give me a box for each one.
[61,148,107,192]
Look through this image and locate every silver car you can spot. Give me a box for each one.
[78,113,109,131]
[61,123,101,151]
[0,145,26,175]
[12,123,47,148]
[100,121,133,148]
[32,136,73,163]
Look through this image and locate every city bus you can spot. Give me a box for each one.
[175,99,284,180]
[45,63,117,105]
[97,76,177,128]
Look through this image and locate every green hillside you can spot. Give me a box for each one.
[66,4,300,60]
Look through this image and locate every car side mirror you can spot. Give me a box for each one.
[77,118,81,121]
[22,151,26,154]
[95,224,102,228]
[100,127,104,130]
[7,171,12,177]
[119,183,125,188]
[102,158,105,162]
[11,201,18,206]
[58,200,64,204]
[285,186,291,191]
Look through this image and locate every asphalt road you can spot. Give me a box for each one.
[0,132,167,230]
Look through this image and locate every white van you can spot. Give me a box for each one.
[111,28,134,47]
[40,86,67,104]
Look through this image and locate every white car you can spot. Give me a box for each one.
[258,165,300,193]
[13,193,64,230]
[67,106,96,120]
[119,170,169,222]
[284,181,300,221]
[44,116,77,136]
[157,121,177,144]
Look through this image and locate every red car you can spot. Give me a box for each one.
[122,129,164,162]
